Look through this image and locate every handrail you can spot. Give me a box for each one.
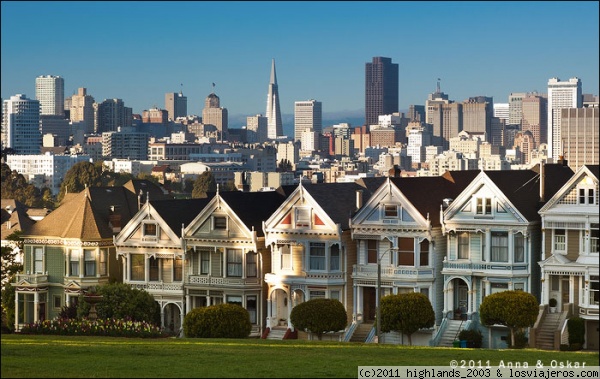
[343,321,358,342]
[430,317,448,346]
[365,325,376,343]
[453,320,464,342]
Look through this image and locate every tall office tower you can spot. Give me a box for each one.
[1,94,41,154]
[96,99,132,133]
[521,94,547,146]
[462,96,493,139]
[246,114,268,143]
[265,59,283,139]
[489,116,505,147]
[35,75,64,116]
[437,102,463,150]
[365,57,399,126]
[547,77,582,159]
[493,103,509,124]
[202,92,228,141]
[508,92,527,127]
[408,105,425,122]
[425,80,450,125]
[165,91,187,121]
[406,121,432,165]
[561,107,598,170]
[513,130,536,165]
[294,99,322,143]
[70,87,95,134]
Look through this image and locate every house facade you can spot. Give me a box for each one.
[537,164,599,350]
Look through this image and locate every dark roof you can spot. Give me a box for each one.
[150,194,216,237]
[530,163,575,203]
[584,164,599,180]
[219,191,287,236]
[123,179,172,203]
[1,199,36,235]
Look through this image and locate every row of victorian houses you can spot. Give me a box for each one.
[11,162,599,350]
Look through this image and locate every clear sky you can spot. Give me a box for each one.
[1,1,598,126]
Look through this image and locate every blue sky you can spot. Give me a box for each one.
[2,1,598,126]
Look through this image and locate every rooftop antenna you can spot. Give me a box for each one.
[180,83,183,95]
[211,82,216,93]
[436,78,441,93]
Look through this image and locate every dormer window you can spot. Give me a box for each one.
[476,197,492,215]
[213,216,227,230]
[384,205,398,218]
[295,207,311,228]
[143,223,157,237]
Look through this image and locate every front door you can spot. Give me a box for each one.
[364,287,376,321]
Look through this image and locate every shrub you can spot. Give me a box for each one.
[567,317,585,349]
[380,293,435,346]
[290,298,347,340]
[549,298,557,307]
[19,318,167,338]
[559,344,569,351]
[458,329,483,348]
[183,303,251,338]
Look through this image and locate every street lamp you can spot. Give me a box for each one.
[376,246,397,343]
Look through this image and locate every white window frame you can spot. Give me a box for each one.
[295,207,311,228]
[553,229,567,254]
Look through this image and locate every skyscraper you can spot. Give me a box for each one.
[561,107,599,170]
[365,57,398,126]
[265,59,283,139]
[96,99,132,133]
[294,100,322,143]
[1,94,41,154]
[521,94,547,146]
[165,91,187,121]
[70,87,95,134]
[35,75,64,117]
[547,77,582,159]
[202,92,228,141]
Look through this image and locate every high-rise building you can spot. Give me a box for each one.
[561,107,598,170]
[547,77,582,159]
[365,57,399,126]
[294,100,322,143]
[521,94,548,147]
[202,92,228,141]
[508,92,527,127]
[265,59,283,139]
[493,103,509,124]
[96,99,132,133]
[462,96,493,139]
[70,87,95,134]
[246,114,268,143]
[1,94,41,154]
[35,75,64,117]
[165,91,187,121]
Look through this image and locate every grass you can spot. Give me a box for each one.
[1,334,598,378]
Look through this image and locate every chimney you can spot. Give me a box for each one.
[539,162,545,202]
[109,205,122,233]
[356,190,363,210]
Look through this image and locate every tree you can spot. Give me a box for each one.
[379,292,435,345]
[1,231,24,287]
[277,159,293,172]
[289,298,347,340]
[479,290,538,348]
[192,171,217,198]
[57,161,103,202]
[1,164,53,208]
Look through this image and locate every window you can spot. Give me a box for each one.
[84,249,96,277]
[174,257,182,281]
[247,296,257,324]
[514,283,525,291]
[143,223,157,237]
[397,237,414,266]
[201,251,210,275]
[281,245,291,270]
[384,205,398,217]
[490,282,509,294]
[458,232,469,259]
[514,234,525,263]
[579,187,596,205]
[226,295,242,306]
[551,275,559,291]
[246,252,257,277]
[53,295,62,309]
[590,276,599,305]
[309,290,326,300]
[227,249,243,277]
[491,232,508,262]
[69,250,79,276]
[34,247,44,274]
[590,224,599,254]
[309,243,326,270]
[330,245,340,271]
[295,207,311,228]
[554,229,566,253]
[130,254,145,281]
[419,240,429,266]
[214,216,227,230]
[149,257,159,281]
[99,249,107,276]
[330,290,341,301]
[367,240,378,264]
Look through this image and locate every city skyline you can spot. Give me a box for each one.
[1,1,598,124]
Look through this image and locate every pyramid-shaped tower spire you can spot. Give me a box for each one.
[266,58,283,139]
[270,58,277,85]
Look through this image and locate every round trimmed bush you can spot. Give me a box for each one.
[183,303,251,338]
[290,298,347,340]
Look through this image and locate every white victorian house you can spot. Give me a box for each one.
[440,164,573,348]
[262,182,370,338]
[535,164,599,350]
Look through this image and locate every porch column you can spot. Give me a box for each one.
[33,291,39,323]
[145,255,149,282]
[468,279,475,315]
[484,229,491,262]
[542,271,550,304]
[508,230,514,263]
[185,293,190,314]
[125,253,130,281]
[266,295,272,327]
[206,295,211,306]
[14,291,19,331]
[160,304,165,329]
[569,275,575,307]
[353,284,358,322]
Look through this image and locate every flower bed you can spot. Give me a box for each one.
[20,317,168,338]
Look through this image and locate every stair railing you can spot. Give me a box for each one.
[343,321,358,342]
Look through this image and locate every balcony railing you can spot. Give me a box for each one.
[352,265,434,279]
[129,282,184,292]
[187,275,261,287]
[15,273,48,285]
[442,261,528,272]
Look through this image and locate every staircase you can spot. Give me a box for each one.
[266,327,287,340]
[535,312,561,350]
[350,322,374,343]
[439,320,464,347]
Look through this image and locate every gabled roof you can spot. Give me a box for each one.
[149,194,216,237]
[531,163,576,203]
[538,164,597,213]
[123,179,171,203]
[218,191,287,236]
[24,186,139,240]
[279,182,375,229]
[1,199,36,236]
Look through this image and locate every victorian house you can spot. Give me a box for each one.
[13,180,167,330]
[439,164,573,348]
[182,190,286,337]
[535,164,598,350]
[262,182,372,336]
[349,172,477,344]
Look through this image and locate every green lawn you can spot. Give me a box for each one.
[1,334,598,378]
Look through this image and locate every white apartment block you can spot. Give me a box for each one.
[276,141,300,167]
[103,159,142,177]
[425,151,478,176]
[294,100,322,143]
[2,94,41,154]
[246,114,268,143]
[35,75,64,116]
[406,123,431,164]
[101,129,149,160]
[449,131,481,158]
[6,153,91,195]
[301,131,320,152]
[493,103,509,124]
[547,77,582,159]
[378,113,403,127]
